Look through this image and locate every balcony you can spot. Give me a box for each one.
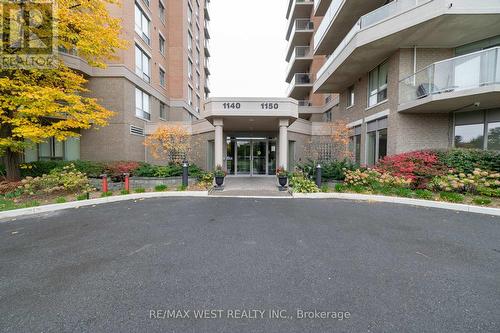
[286,0,314,34]
[285,19,314,61]
[205,79,211,93]
[398,47,500,113]
[204,58,210,76]
[286,73,314,99]
[204,1,210,21]
[314,0,500,93]
[204,39,210,57]
[313,0,331,16]
[204,20,210,39]
[314,0,386,55]
[285,46,313,82]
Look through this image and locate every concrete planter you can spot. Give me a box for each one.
[90,177,196,191]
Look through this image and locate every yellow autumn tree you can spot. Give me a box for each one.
[0,0,127,180]
[145,125,192,164]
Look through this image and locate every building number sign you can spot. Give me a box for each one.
[222,102,280,110]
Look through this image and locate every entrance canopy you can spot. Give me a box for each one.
[202,97,299,131]
[202,98,299,171]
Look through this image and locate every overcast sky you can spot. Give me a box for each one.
[209,0,289,98]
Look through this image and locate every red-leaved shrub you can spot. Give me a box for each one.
[376,151,448,189]
[105,161,141,181]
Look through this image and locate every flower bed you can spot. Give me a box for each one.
[327,149,500,207]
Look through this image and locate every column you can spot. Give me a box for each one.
[214,118,224,169]
[279,119,289,171]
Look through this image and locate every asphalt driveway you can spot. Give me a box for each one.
[0,198,499,333]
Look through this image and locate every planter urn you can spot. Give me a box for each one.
[278,176,288,188]
[215,176,225,187]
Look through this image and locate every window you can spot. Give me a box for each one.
[188,86,193,106]
[159,1,165,22]
[196,95,201,113]
[324,110,332,122]
[135,45,150,82]
[135,88,150,120]
[159,34,165,55]
[347,85,355,108]
[160,102,167,120]
[39,137,64,160]
[188,31,193,52]
[195,48,200,65]
[368,61,388,107]
[454,109,500,150]
[196,72,200,89]
[188,59,193,79]
[366,117,388,165]
[142,0,150,7]
[159,68,165,87]
[134,4,150,44]
[349,125,362,165]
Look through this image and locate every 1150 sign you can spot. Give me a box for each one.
[221,102,280,110]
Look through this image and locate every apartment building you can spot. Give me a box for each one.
[310,0,500,165]
[24,0,211,163]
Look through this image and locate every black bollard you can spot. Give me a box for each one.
[316,164,322,188]
[182,161,189,187]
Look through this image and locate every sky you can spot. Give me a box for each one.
[209,0,289,98]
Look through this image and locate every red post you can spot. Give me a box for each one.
[124,173,130,192]
[101,174,108,193]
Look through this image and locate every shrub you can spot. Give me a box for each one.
[134,188,146,193]
[154,184,168,191]
[288,172,319,193]
[344,169,411,189]
[134,163,158,177]
[197,171,214,188]
[414,189,434,200]
[18,160,106,178]
[321,184,329,193]
[18,164,94,196]
[376,151,448,189]
[473,197,492,206]
[154,163,203,178]
[439,192,465,203]
[334,183,346,193]
[430,169,500,196]
[76,193,89,201]
[296,159,357,181]
[55,197,67,204]
[120,189,130,195]
[101,191,113,197]
[394,188,414,198]
[435,149,500,173]
[105,161,141,181]
[177,184,187,191]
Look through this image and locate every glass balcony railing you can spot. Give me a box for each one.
[286,73,314,96]
[399,47,500,106]
[314,0,343,49]
[287,19,314,40]
[317,0,432,79]
[286,46,313,77]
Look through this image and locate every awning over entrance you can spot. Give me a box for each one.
[202,98,300,171]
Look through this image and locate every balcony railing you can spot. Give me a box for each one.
[287,18,314,41]
[399,47,500,106]
[314,0,343,50]
[286,73,314,96]
[317,0,432,79]
[286,46,313,77]
[298,100,312,106]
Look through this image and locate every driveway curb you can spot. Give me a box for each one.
[0,191,209,220]
[292,192,500,217]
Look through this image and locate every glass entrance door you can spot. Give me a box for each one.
[252,141,267,175]
[236,141,251,175]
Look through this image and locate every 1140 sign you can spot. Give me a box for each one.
[222,102,280,110]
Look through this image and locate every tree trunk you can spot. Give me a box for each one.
[3,149,21,181]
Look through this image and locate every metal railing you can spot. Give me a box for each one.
[317,0,432,79]
[399,47,500,105]
[136,109,151,121]
[286,46,313,78]
[298,100,312,106]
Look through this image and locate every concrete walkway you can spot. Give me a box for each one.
[211,176,290,197]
